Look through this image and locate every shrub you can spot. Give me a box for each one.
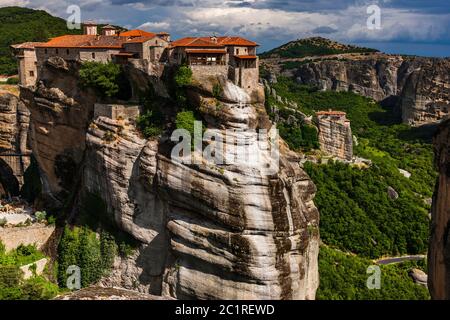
[34,211,46,223]
[175,111,197,137]
[174,65,192,87]
[79,61,130,99]
[0,218,6,227]
[212,83,222,99]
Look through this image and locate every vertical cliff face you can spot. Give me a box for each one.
[20,57,97,204]
[316,114,353,161]
[23,60,320,299]
[274,55,450,126]
[429,119,450,299]
[0,90,30,193]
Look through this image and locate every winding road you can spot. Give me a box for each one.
[375,255,426,265]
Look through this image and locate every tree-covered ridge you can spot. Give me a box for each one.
[0,6,124,76]
[260,37,378,59]
[304,161,429,258]
[317,246,430,300]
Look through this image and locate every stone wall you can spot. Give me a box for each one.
[191,65,228,81]
[94,103,141,120]
[0,224,55,252]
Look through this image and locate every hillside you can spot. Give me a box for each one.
[0,7,125,76]
[264,75,435,299]
[260,37,379,59]
[0,6,83,75]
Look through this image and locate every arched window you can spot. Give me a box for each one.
[92,52,96,59]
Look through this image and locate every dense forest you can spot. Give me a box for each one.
[265,75,435,299]
[0,6,83,75]
[260,37,378,59]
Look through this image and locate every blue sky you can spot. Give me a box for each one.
[3,0,450,57]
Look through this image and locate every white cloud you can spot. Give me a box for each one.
[1,0,30,6]
[138,21,171,31]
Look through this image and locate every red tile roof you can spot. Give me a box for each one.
[119,29,156,38]
[171,36,258,48]
[234,55,257,59]
[11,42,45,49]
[185,49,227,54]
[34,32,158,49]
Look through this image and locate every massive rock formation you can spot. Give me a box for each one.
[316,111,353,161]
[0,89,30,193]
[263,54,450,126]
[20,57,97,204]
[428,119,450,299]
[22,59,320,299]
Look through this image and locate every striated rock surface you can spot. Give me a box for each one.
[264,54,450,126]
[0,90,30,153]
[428,119,450,299]
[20,58,97,204]
[316,112,353,161]
[23,58,320,299]
[0,89,30,191]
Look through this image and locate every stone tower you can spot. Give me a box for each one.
[83,21,98,35]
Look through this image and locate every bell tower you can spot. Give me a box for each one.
[83,21,98,35]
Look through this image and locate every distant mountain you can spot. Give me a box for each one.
[0,6,125,76]
[260,37,379,59]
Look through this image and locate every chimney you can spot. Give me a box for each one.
[211,33,218,44]
[83,21,98,35]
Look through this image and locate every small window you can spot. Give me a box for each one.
[156,40,158,45]
[56,49,59,54]
[29,71,34,77]
[44,49,48,54]
[66,49,70,55]
[236,49,240,55]
[92,52,96,59]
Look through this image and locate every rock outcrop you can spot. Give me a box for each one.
[20,58,97,204]
[264,54,450,126]
[0,90,29,154]
[428,118,450,299]
[23,59,320,299]
[316,111,353,161]
[0,89,30,193]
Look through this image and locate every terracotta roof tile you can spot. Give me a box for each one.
[234,55,257,59]
[171,36,258,48]
[185,49,227,54]
[11,42,45,49]
[119,29,156,38]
